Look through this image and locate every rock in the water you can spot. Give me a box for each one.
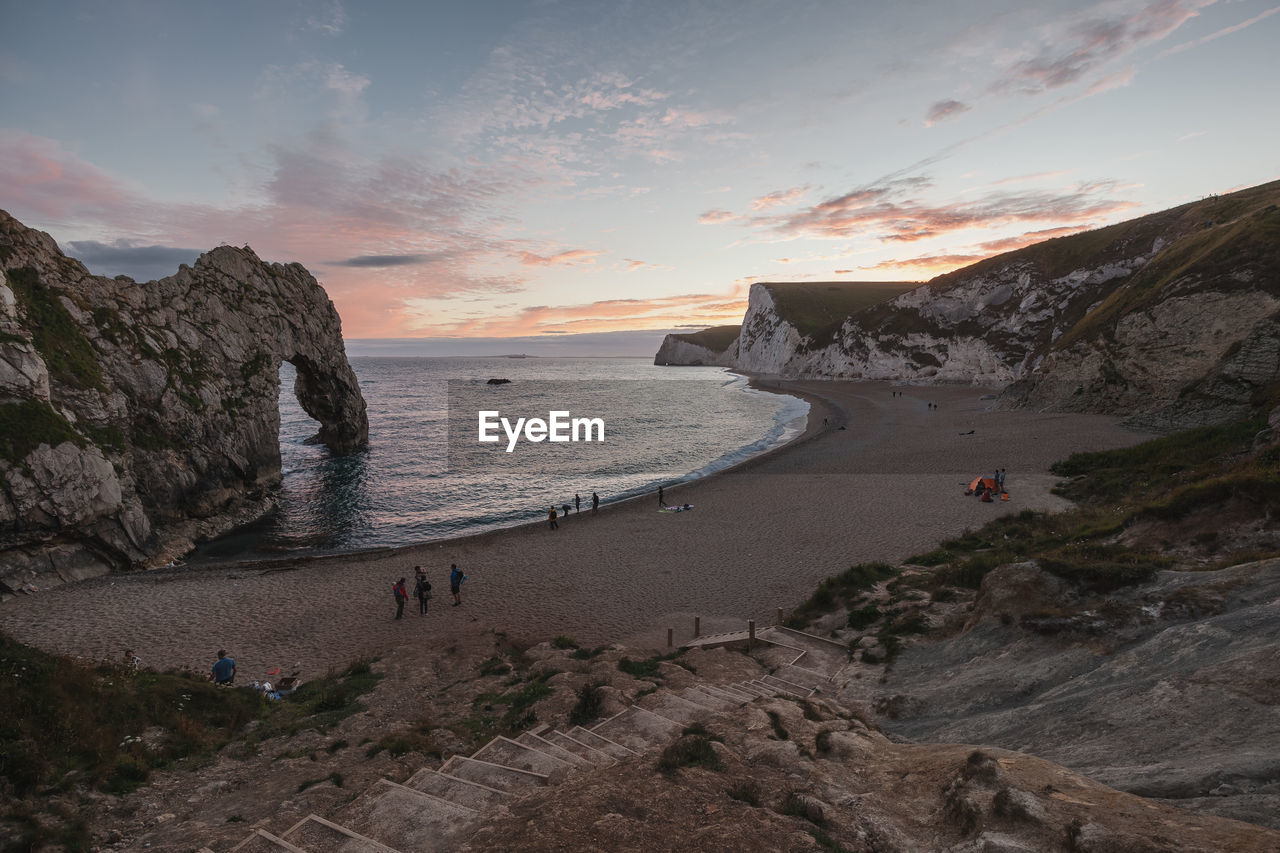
[0,209,368,597]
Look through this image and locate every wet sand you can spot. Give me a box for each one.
[0,381,1149,679]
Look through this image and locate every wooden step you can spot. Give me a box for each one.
[335,779,476,853]
[679,686,737,710]
[709,683,759,702]
[230,830,309,853]
[567,726,638,759]
[515,731,590,765]
[735,681,773,698]
[472,735,573,776]
[439,755,550,793]
[403,768,512,810]
[281,814,400,852]
[774,664,833,690]
[761,674,813,697]
[636,691,708,724]
[592,706,682,753]
[541,729,617,766]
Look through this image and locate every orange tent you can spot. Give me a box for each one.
[965,474,998,495]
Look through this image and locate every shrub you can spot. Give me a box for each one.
[568,682,606,727]
[551,636,579,649]
[657,734,723,775]
[618,657,660,678]
[846,604,880,630]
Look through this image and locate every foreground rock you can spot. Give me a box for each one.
[0,210,367,597]
[856,558,1280,831]
[182,638,1277,853]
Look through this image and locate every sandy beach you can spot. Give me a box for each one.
[0,381,1148,679]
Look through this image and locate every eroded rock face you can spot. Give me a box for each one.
[678,181,1280,429]
[0,209,367,597]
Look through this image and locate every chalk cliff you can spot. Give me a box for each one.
[654,324,740,366]
[670,181,1280,429]
[0,210,368,597]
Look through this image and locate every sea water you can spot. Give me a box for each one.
[188,357,807,562]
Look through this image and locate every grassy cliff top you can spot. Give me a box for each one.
[927,179,1280,312]
[759,282,921,335]
[668,324,741,354]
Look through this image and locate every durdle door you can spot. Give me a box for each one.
[0,209,368,598]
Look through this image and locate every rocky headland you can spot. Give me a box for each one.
[657,180,1280,432]
[0,210,367,598]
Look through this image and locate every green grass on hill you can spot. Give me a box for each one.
[761,282,919,349]
[0,636,382,850]
[907,416,1278,591]
[786,413,1279,639]
[669,325,741,354]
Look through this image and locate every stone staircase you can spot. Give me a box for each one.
[216,627,845,853]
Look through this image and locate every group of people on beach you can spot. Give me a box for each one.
[548,491,600,529]
[393,564,465,619]
[889,389,939,409]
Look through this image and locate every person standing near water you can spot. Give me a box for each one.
[575,493,581,514]
[392,578,408,620]
[450,564,465,606]
[658,485,664,506]
[414,568,432,615]
[592,492,599,514]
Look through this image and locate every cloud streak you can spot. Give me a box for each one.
[761,175,1134,243]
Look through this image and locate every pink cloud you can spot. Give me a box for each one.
[923,99,971,126]
[996,0,1216,95]
[518,248,605,267]
[406,287,749,337]
[749,186,810,211]
[761,175,1136,243]
[698,208,737,225]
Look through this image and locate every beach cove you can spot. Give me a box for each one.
[0,381,1147,678]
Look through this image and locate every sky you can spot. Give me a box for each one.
[2,0,1278,354]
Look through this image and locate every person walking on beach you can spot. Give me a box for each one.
[414,569,432,615]
[658,485,664,506]
[592,492,599,514]
[211,649,236,684]
[575,493,581,514]
[393,577,408,620]
[548,506,559,529]
[450,564,465,606]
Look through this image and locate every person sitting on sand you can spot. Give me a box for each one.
[211,649,236,684]
[123,649,140,670]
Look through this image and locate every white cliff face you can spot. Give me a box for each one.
[732,284,809,375]
[654,336,734,367]
[692,183,1280,429]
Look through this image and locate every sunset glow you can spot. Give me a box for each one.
[2,0,1277,344]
